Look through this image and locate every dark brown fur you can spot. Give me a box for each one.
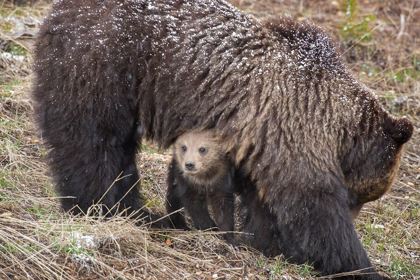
[33,0,413,278]
[166,131,239,245]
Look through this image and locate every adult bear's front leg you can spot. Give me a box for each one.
[271,185,385,279]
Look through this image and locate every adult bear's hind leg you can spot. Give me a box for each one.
[49,121,166,227]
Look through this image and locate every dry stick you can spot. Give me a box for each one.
[0,230,69,279]
[86,257,129,279]
[388,203,411,229]
[1,218,71,275]
[0,247,31,278]
[97,171,125,206]
[341,25,380,56]
[0,33,31,53]
[387,194,419,204]
[96,172,154,223]
[396,14,406,41]
[319,267,381,279]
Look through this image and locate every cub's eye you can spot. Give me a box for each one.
[181,146,187,152]
[199,147,206,154]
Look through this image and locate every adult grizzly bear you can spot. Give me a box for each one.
[33,0,413,278]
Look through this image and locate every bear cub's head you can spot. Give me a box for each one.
[173,131,229,186]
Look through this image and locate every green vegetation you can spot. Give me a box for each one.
[391,54,420,83]
[140,143,160,154]
[255,258,315,279]
[339,0,375,45]
[8,42,27,56]
[387,253,420,279]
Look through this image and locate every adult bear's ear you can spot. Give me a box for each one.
[384,116,413,145]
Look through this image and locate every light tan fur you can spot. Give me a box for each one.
[173,131,229,186]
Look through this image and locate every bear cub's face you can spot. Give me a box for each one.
[174,131,228,185]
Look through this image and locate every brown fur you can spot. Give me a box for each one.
[33,0,413,278]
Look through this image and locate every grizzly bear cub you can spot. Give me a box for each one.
[166,131,240,245]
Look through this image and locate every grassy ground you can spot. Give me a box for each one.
[0,0,419,279]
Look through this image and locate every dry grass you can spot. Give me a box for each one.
[0,0,419,279]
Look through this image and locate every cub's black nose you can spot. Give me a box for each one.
[185,162,195,171]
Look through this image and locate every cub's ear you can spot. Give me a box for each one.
[384,116,413,145]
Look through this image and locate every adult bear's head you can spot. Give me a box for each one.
[342,109,413,218]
